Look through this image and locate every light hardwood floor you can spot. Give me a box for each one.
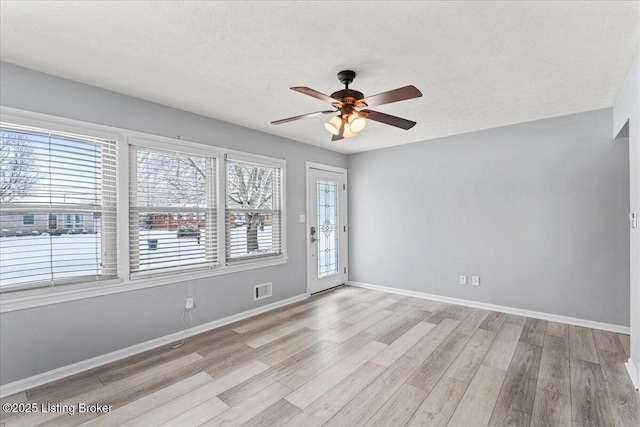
[0,285,637,426]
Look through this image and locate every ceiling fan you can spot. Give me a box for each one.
[271,70,422,141]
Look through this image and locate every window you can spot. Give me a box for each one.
[22,213,34,225]
[226,156,283,263]
[64,213,84,229]
[129,145,216,277]
[0,123,117,290]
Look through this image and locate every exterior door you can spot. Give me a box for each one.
[307,163,348,294]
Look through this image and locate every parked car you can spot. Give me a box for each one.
[66,228,88,235]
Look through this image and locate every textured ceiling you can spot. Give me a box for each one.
[0,1,638,154]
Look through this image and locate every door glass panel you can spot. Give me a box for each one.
[317,179,338,277]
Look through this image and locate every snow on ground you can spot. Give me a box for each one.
[0,226,272,287]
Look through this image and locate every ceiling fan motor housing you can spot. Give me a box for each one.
[337,70,356,86]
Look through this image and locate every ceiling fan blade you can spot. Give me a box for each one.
[271,110,335,125]
[291,87,342,106]
[360,109,417,130]
[358,85,422,108]
[332,119,345,141]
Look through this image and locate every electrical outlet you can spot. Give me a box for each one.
[460,275,467,285]
[472,276,480,286]
[185,297,194,309]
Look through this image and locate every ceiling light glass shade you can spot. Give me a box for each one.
[342,126,359,138]
[348,113,366,133]
[324,116,342,135]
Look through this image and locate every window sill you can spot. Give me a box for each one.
[0,257,288,313]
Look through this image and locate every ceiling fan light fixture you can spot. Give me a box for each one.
[324,116,342,135]
[348,113,366,133]
[342,126,359,138]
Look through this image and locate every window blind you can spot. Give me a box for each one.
[129,146,216,277]
[225,158,282,263]
[0,123,117,291]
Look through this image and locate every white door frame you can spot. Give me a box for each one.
[306,161,348,296]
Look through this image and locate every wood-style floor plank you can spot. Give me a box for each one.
[278,332,374,391]
[0,392,26,405]
[284,341,386,409]
[282,362,385,426]
[371,308,430,345]
[405,318,460,361]
[218,340,337,407]
[407,329,473,392]
[495,341,542,416]
[444,328,496,383]
[324,310,393,344]
[505,313,527,326]
[597,348,640,426]
[364,383,428,427]
[569,325,600,364]
[570,358,615,427]
[536,334,570,395]
[488,403,531,427]
[364,304,421,338]
[519,317,546,347]
[593,329,626,355]
[406,375,467,427]
[201,382,292,426]
[325,355,422,427]
[545,321,569,338]
[370,321,435,367]
[530,387,570,427]
[447,364,506,427]
[342,298,396,324]
[80,372,213,426]
[240,399,301,427]
[618,334,631,358]
[483,322,524,371]
[4,353,203,427]
[160,398,229,427]
[479,311,508,333]
[123,380,235,426]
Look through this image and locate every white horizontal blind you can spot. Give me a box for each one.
[226,158,282,263]
[0,123,117,291]
[129,145,216,277]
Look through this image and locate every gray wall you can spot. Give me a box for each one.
[348,108,630,327]
[0,62,347,385]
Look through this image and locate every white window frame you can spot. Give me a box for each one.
[0,107,288,313]
[128,139,219,278]
[1,114,119,293]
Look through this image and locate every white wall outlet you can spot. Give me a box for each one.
[472,276,480,286]
[460,275,467,285]
[299,214,306,223]
[185,297,194,309]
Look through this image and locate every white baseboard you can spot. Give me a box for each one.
[626,359,640,391]
[348,281,630,335]
[0,293,307,398]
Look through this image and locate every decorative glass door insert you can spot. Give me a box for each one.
[317,179,339,277]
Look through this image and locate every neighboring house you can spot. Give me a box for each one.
[0,212,95,236]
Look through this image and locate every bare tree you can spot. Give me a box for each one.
[0,132,40,203]
[227,164,273,253]
[136,151,206,207]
